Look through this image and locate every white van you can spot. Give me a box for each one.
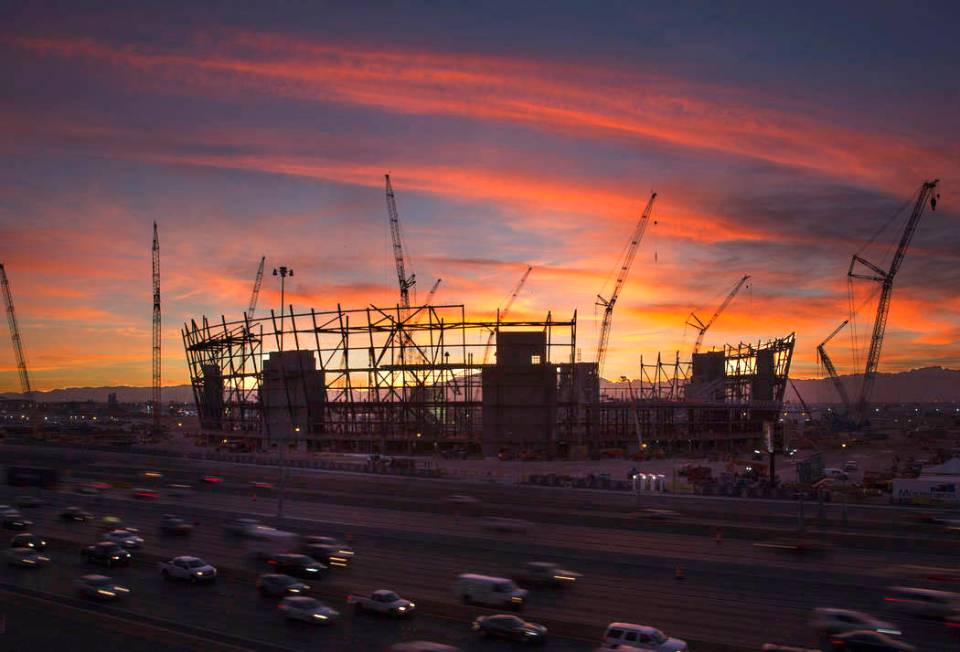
[602,622,688,651]
[245,526,297,559]
[454,574,527,609]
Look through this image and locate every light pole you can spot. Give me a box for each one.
[272,265,293,520]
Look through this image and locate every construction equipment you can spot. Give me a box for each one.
[483,266,533,364]
[425,278,442,305]
[847,179,939,425]
[384,174,415,308]
[788,379,811,420]
[247,256,266,319]
[687,275,750,355]
[595,192,656,377]
[816,319,851,411]
[0,263,33,400]
[152,222,161,436]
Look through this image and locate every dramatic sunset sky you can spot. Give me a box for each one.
[1,1,957,391]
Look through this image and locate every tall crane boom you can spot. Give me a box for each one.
[848,179,939,425]
[483,266,533,364]
[425,278,442,304]
[152,222,161,435]
[686,274,750,355]
[0,263,32,398]
[385,174,415,308]
[816,319,851,411]
[247,256,266,319]
[595,191,656,377]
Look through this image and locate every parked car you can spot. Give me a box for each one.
[10,533,46,551]
[75,574,130,601]
[6,547,50,567]
[257,573,310,597]
[810,609,900,636]
[472,614,546,644]
[602,622,688,651]
[82,542,132,568]
[158,556,216,582]
[278,596,339,624]
[348,589,416,616]
[60,506,93,522]
[515,561,581,587]
[827,631,914,651]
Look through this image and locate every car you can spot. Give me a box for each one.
[15,495,44,508]
[636,508,681,521]
[158,556,217,582]
[455,574,528,609]
[481,517,530,534]
[810,609,900,636]
[166,483,195,497]
[257,573,311,597]
[754,538,830,555]
[75,574,130,601]
[76,484,102,495]
[266,553,327,579]
[387,643,461,652]
[61,506,93,522]
[516,561,581,587]
[83,541,132,568]
[602,622,688,651]
[11,533,47,551]
[883,586,960,618]
[300,536,354,568]
[6,547,50,567]
[472,614,547,644]
[201,475,224,485]
[103,529,144,549]
[445,494,481,506]
[160,514,194,536]
[348,589,416,616]
[2,510,33,530]
[250,481,274,490]
[828,630,915,651]
[762,645,822,652]
[278,596,339,624]
[132,487,159,500]
[224,518,260,536]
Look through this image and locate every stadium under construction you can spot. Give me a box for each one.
[182,302,796,458]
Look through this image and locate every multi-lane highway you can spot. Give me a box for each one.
[2,444,959,650]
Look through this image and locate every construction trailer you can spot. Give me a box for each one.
[183,303,794,457]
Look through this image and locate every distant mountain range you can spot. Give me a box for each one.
[3,366,958,405]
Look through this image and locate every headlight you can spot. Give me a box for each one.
[111,556,119,560]
[115,587,129,593]
[97,589,116,597]
[306,568,318,572]
[289,588,300,593]
[397,606,406,612]
[313,613,327,620]
[877,628,901,636]
[511,596,523,603]
[195,571,203,576]
[408,602,415,608]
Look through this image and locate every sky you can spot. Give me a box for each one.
[0,0,958,391]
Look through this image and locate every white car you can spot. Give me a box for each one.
[810,608,900,636]
[348,589,416,616]
[602,622,688,651]
[6,547,50,567]
[76,574,130,600]
[104,528,144,549]
[278,596,340,624]
[158,556,217,582]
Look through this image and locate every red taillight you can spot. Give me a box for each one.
[831,639,844,647]
[268,560,277,565]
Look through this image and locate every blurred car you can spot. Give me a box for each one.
[455,574,527,609]
[387,643,461,652]
[762,645,822,652]
[257,573,310,597]
[266,553,327,579]
[472,614,547,644]
[166,483,195,498]
[6,547,50,567]
[481,517,530,534]
[224,518,260,536]
[810,609,900,636]
[158,556,217,582]
[300,535,353,568]
[445,494,481,506]
[11,533,46,551]
[60,506,93,522]
[843,460,859,472]
[132,487,159,500]
[348,589,416,616]
[201,475,224,485]
[515,561,581,587]
[103,529,144,549]
[828,631,914,651]
[15,495,44,508]
[83,541,132,568]
[2,510,33,530]
[75,574,130,601]
[883,586,960,618]
[278,596,339,624]
[250,481,274,490]
[76,483,102,495]
[636,508,681,521]
[602,623,688,651]
[160,514,194,536]
[754,538,830,555]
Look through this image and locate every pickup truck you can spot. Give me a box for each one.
[348,589,416,617]
[158,556,217,582]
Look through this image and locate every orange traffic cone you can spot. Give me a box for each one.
[675,566,685,580]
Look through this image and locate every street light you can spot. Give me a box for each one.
[273,266,293,349]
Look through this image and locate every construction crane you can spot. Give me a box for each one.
[847,179,939,425]
[152,222,161,436]
[816,319,851,412]
[247,256,266,319]
[425,278,442,304]
[686,275,750,355]
[0,262,33,400]
[483,265,533,364]
[385,174,415,308]
[788,379,811,421]
[595,191,656,377]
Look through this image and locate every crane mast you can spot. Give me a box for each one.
[816,319,851,411]
[247,256,266,319]
[0,263,32,399]
[385,174,416,308]
[595,192,656,377]
[848,179,939,425]
[483,266,533,364]
[152,222,161,435]
[687,274,750,355]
